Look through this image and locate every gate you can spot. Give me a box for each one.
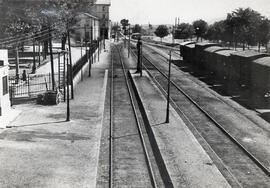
[9,73,62,102]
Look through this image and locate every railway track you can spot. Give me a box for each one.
[108,44,170,187]
[129,45,270,187]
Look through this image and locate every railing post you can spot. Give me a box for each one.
[88,43,92,77]
[48,72,51,90]
[27,74,30,97]
[9,85,13,106]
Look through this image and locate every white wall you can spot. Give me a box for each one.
[0,49,11,126]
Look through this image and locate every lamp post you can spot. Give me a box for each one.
[165,50,172,123]
[88,42,92,77]
[67,27,74,99]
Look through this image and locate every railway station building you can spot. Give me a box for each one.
[89,0,111,39]
[0,49,10,126]
[74,13,100,43]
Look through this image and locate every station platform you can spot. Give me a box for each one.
[0,41,111,187]
[129,70,231,188]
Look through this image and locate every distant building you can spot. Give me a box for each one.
[89,0,111,39]
[74,13,100,43]
[0,50,10,126]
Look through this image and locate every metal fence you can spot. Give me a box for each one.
[9,41,100,102]
[9,73,62,99]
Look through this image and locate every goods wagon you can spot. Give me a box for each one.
[229,51,268,87]
[203,46,224,71]
[180,41,195,63]
[214,49,235,82]
[180,42,195,63]
[251,57,270,94]
[194,42,220,69]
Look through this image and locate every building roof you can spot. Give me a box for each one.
[180,41,195,46]
[253,57,270,68]
[186,43,195,48]
[204,46,223,53]
[215,49,235,57]
[195,42,219,47]
[231,50,268,58]
[83,13,99,20]
[95,0,110,5]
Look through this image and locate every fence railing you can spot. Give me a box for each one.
[9,73,62,99]
[9,41,100,101]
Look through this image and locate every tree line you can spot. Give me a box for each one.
[174,8,270,51]
[0,0,96,50]
[121,8,270,52]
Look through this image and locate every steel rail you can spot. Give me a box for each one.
[129,46,270,178]
[114,45,158,188]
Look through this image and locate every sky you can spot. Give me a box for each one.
[110,0,270,25]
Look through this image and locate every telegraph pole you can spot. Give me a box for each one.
[49,28,55,90]
[15,46,20,84]
[32,39,36,73]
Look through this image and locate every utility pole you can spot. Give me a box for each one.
[49,28,55,90]
[88,42,92,77]
[103,28,106,50]
[128,24,131,58]
[67,26,74,99]
[66,51,70,122]
[165,51,172,123]
[32,39,36,73]
[15,46,20,84]
[84,25,87,54]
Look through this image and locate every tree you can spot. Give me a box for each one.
[2,0,97,50]
[112,24,120,33]
[154,25,169,42]
[192,19,208,41]
[257,18,270,52]
[174,23,194,40]
[225,8,262,50]
[132,24,142,34]
[206,21,226,42]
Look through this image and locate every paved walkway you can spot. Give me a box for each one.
[0,42,110,187]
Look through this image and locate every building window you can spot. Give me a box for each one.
[0,60,3,66]
[102,6,105,11]
[103,14,106,19]
[2,76,8,95]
